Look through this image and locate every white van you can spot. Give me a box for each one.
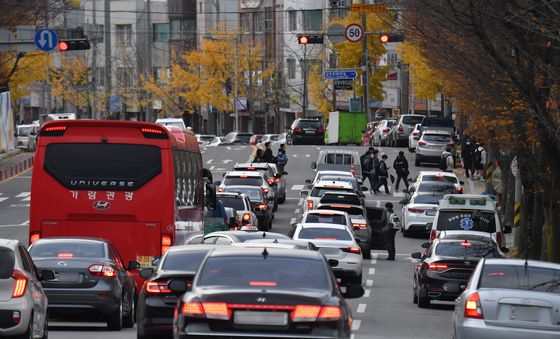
[430,194,511,248]
[15,124,38,151]
[155,118,187,130]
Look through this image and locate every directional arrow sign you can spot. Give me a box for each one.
[34,29,58,52]
[323,70,358,80]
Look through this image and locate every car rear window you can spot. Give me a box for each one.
[325,153,354,164]
[436,210,496,233]
[311,187,354,197]
[197,256,329,289]
[162,250,209,271]
[412,194,445,204]
[224,187,263,202]
[29,241,105,259]
[435,242,501,258]
[296,120,321,128]
[423,134,452,143]
[479,265,560,293]
[386,120,395,127]
[422,118,454,128]
[298,228,352,241]
[218,197,246,211]
[304,213,347,225]
[321,176,358,190]
[223,177,262,186]
[317,205,363,217]
[422,175,458,183]
[44,143,162,191]
[320,194,361,205]
[18,127,30,136]
[402,116,424,125]
[417,182,456,193]
[236,134,253,142]
[0,248,15,279]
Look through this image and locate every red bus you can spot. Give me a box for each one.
[29,120,204,279]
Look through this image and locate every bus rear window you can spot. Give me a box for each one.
[44,143,162,191]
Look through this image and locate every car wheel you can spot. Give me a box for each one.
[413,286,418,304]
[279,196,286,204]
[415,158,421,166]
[403,229,410,237]
[344,273,362,285]
[122,290,135,328]
[408,147,414,153]
[362,247,371,259]
[418,293,430,309]
[107,297,123,331]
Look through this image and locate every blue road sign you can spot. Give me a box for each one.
[108,96,122,112]
[34,29,58,52]
[323,70,357,80]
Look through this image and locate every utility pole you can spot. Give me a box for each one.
[234,39,239,132]
[104,0,111,118]
[91,0,98,119]
[361,0,370,120]
[145,0,153,121]
[301,44,308,117]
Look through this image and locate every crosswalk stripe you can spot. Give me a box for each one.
[16,192,30,198]
[291,184,304,191]
[21,197,31,201]
[0,197,8,203]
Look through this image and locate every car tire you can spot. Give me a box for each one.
[107,297,123,331]
[415,158,421,166]
[279,196,286,204]
[418,293,430,309]
[122,291,135,328]
[40,314,48,339]
[345,273,362,285]
[408,147,415,153]
[413,287,418,304]
[362,247,371,259]
[403,229,410,237]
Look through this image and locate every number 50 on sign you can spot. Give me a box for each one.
[345,23,363,43]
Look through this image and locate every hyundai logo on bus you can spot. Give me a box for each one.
[92,200,112,211]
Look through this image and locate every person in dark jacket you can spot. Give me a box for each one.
[375,153,390,194]
[461,140,474,178]
[360,147,376,190]
[393,151,409,192]
[253,148,264,163]
[276,143,288,174]
[383,202,397,261]
[262,141,275,163]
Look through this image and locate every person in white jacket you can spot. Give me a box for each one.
[442,150,455,172]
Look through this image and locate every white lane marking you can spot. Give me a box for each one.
[370,258,377,265]
[368,268,376,275]
[316,147,321,150]
[0,197,9,203]
[294,209,300,214]
[371,253,378,259]
[21,197,31,201]
[15,176,32,179]
[364,289,371,298]
[206,159,214,164]
[16,192,30,198]
[20,220,29,225]
[352,319,361,331]
[356,304,367,313]
[290,218,296,224]
[0,224,27,228]
[298,198,303,206]
[366,279,373,287]
[291,184,304,191]
[9,204,30,207]
[393,192,405,197]
[350,335,355,339]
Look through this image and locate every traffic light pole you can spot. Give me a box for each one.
[361,1,370,121]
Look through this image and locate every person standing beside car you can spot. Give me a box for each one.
[262,141,275,163]
[276,143,288,175]
[376,153,390,194]
[461,140,474,178]
[393,151,410,192]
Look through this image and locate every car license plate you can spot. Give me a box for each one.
[511,306,540,322]
[305,130,314,134]
[426,210,436,216]
[234,311,288,326]
[58,272,79,282]
[319,247,339,255]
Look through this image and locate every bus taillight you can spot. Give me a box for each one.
[161,234,172,254]
[29,232,41,244]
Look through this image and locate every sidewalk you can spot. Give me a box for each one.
[453,168,486,194]
[0,150,35,181]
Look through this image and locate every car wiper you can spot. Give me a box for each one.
[526,279,560,293]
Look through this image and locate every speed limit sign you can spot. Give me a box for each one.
[345,23,363,43]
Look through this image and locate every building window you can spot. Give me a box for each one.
[240,13,250,33]
[254,12,264,33]
[115,24,132,44]
[96,24,104,43]
[265,7,273,32]
[183,19,196,41]
[97,67,104,86]
[153,23,169,42]
[287,59,296,79]
[288,11,297,31]
[303,10,322,31]
[170,19,181,40]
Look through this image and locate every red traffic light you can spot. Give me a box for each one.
[58,41,69,51]
[379,35,389,43]
[297,34,324,45]
[299,36,309,44]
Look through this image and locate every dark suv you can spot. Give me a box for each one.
[287,118,324,145]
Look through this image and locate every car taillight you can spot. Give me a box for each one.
[383,128,390,133]
[352,223,367,230]
[318,306,342,320]
[464,292,484,319]
[88,264,116,277]
[408,208,425,214]
[307,200,313,210]
[263,187,269,193]
[413,131,419,136]
[447,143,454,148]
[181,302,230,320]
[217,187,223,192]
[294,127,302,133]
[161,234,172,254]
[146,281,172,294]
[275,177,281,182]
[292,305,342,322]
[268,178,274,185]
[141,127,169,139]
[58,253,74,258]
[40,125,67,136]
[11,270,28,298]
[427,263,448,272]
[430,229,437,241]
[29,232,40,244]
[418,141,427,146]
[258,203,268,210]
[317,127,325,133]
[342,247,362,254]
[242,213,251,221]
[457,187,463,193]
[398,126,403,132]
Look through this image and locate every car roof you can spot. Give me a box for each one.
[225,171,264,177]
[235,163,271,169]
[305,209,348,215]
[167,244,220,253]
[419,171,458,177]
[217,192,245,198]
[232,243,306,250]
[439,230,493,240]
[317,170,353,175]
[434,237,495,246]
[0,238,19,248]
[418,181,456,186]
[298,222,348,230]
[314,180,353,188]
[207,246,323,260]
[321,191,359,196]
[224,185,262,191]
[316,203,364,211]
[156,118,183,122]
[205,231,286,238]
[33,237,109,244]
[482,258,560,270]
[319,149,359,155]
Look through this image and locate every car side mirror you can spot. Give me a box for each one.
[504,225,513,234]
[127,261,141,270]
[343,284,365,299]
[311,162,317,169]
[361,186,369,192]
[300,190,309,195]
[411,252,422,260]
[40,269,55,281]
[305,179,312,184]
[421,242,431,249]
[168,279,188,293]
[328,259,339,267]
[500,247,510,254]
[139,268,154,279]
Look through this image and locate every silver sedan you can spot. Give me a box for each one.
[453,258,560,339]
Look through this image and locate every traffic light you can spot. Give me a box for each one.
[378,33,405,43]
[57,39,91,51]
[298,34,324,44]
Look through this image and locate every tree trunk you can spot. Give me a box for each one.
[530,192,544,260]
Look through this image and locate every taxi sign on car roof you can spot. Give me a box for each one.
[439,195,494,210]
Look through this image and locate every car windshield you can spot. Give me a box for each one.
[236,134,252,142]
[0,248,15,279]
[224,187,263,202]
[421,175,458,183]
[402,116,424,125]
[298,227,352,241]
[218,197,246,211]
[17,127,30,136]
[197,256,329,290]
[320,194,361,205]
[436,210,496,233]
[422,118,454,128]
[412,194,445,204]
[269,135,281,141]
[30,241,105,258]
[224,177,262,186]
[435,242,500,258]
[162,250,210,271]
[417,182,456,193]
[325,153,354,164]
[296,120,321,128]
[304,213,347,225]
[311,187,354,197]
[386,120,395,128]
[422,134,452,143]
[479,264,560,293]
[159,121,184,129]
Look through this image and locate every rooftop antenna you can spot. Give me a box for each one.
[261,248,269,259]
[262,232,267,238]
[273,238,278,243]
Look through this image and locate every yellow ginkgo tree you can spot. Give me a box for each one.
[50,53,89,110]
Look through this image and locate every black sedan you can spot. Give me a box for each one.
[29,237,138,330]
[171,247,363,339]
[137,245,216,339]
[411,237,504,308]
